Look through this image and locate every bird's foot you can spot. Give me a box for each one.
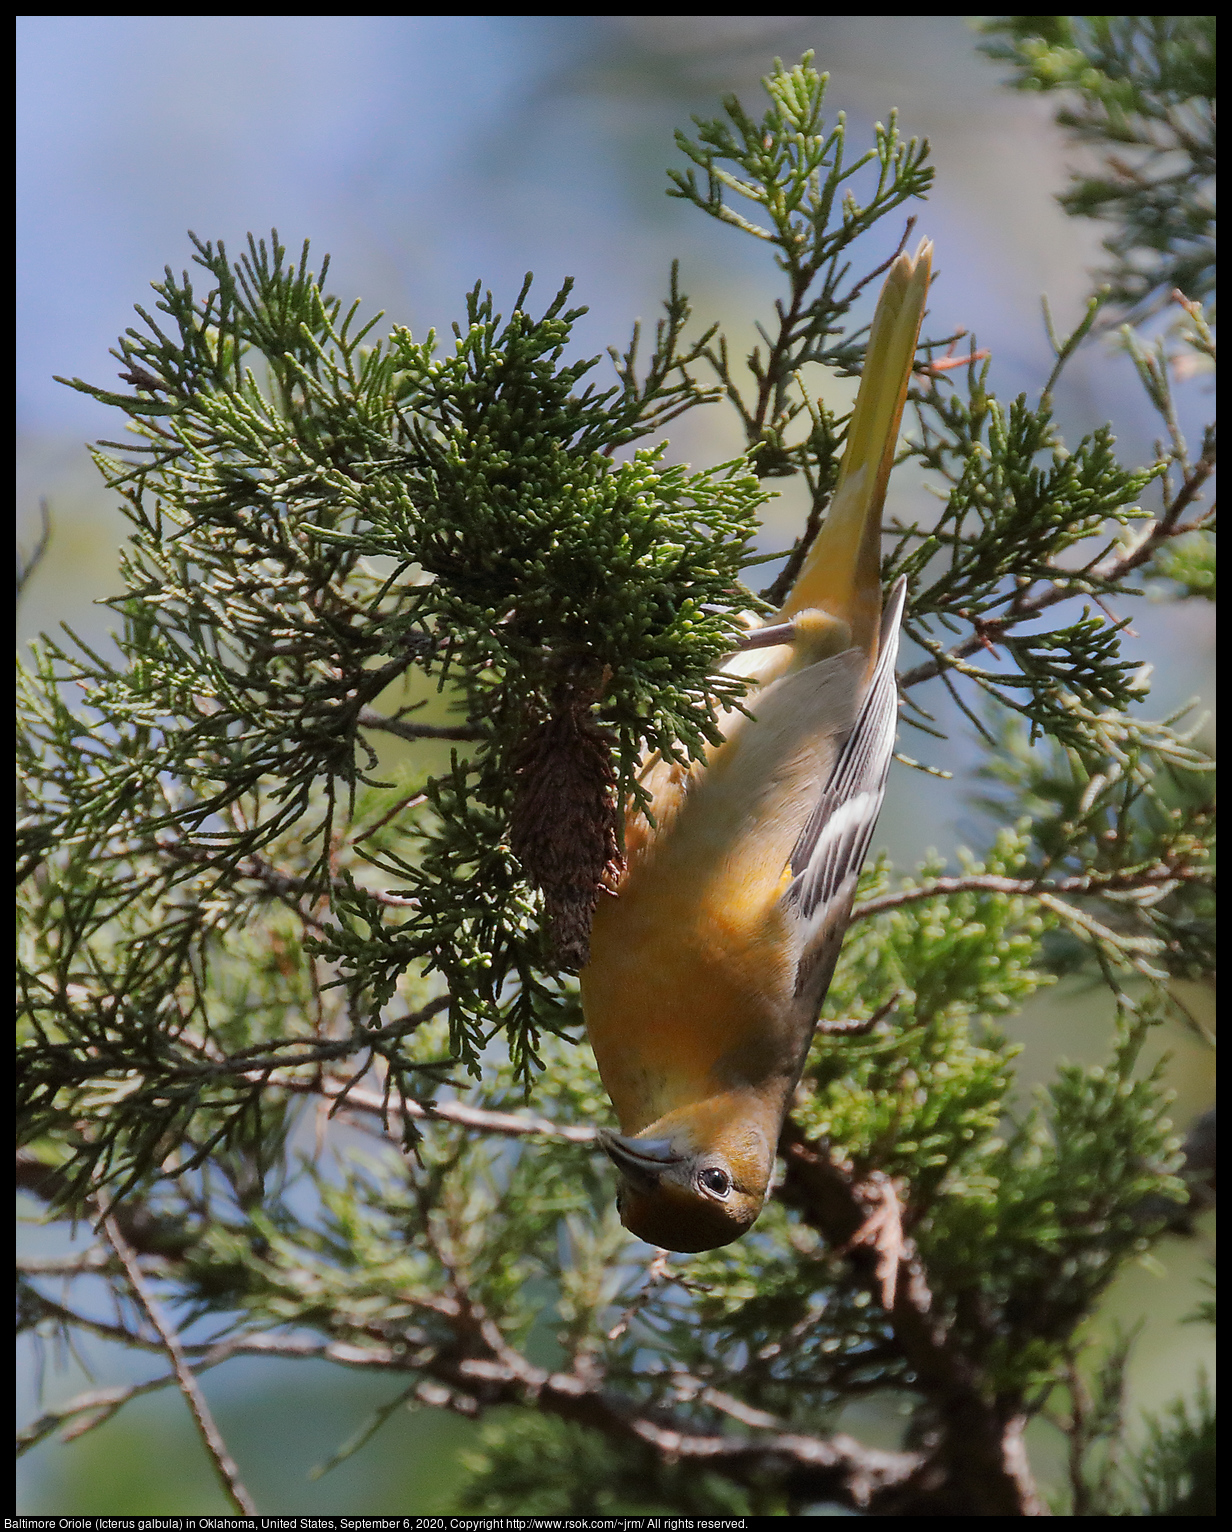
[737,608,854,663]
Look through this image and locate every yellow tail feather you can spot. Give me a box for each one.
[779,240,933,658]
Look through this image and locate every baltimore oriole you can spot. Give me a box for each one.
[580,241,932,1251]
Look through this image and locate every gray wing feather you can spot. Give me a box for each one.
[783,576,907,1001]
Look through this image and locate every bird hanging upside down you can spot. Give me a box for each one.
[580,240,933,1252]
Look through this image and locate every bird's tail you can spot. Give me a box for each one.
[778,240,933,659]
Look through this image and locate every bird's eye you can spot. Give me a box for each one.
[697,1167,732,1199]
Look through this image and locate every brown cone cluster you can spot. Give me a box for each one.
[509,678,622,971]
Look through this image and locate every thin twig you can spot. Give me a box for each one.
[357,707,483,742]
[99,1199,256,1514]
[353,789,428,845]
[17,1251,114,1277]
[416,1217,923,1511]
[272,1072,600,1145]
[17,1331,401,1456]
[20,1286,164,1352]
[898,472,1215,692]
[851,862,1207,922]
[20,1377,174,1454]
[17,500,53,599]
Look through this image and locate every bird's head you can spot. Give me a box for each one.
[598,1099,776,1252]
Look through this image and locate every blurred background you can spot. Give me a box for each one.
[17,15,1214,1514]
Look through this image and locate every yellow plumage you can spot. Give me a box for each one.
[581,242,933,1251]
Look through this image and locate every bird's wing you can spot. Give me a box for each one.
[782,576,907,1010]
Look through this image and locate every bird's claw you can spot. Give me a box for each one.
[735,619,798,652]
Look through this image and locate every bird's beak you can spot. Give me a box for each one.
[597,1130,682,1190]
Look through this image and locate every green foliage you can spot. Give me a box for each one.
[1051,1328,1140,1515]
[919,1010,1183,1393]
[980,16,1215,319]
[667,55,1180,752]
[800,833,1047,1196]
[18,48,1214,1519]
[903,386,1158,630]
[668,53,933,482]
[1046,1315,1215,1514]
[974,709,1215,991]
[47,232,761,863]
[893,325,1168,746]
[1132,1371,1216,1516]
[1149,528,1216,601]
[654,1194,913,1428]
[458,1414,750,1516]
[18,232,772,1190]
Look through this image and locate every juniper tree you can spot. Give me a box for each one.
[18,32,1214,1517]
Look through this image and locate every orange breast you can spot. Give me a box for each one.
[580,819,796,1135]
[580,640,857,1136]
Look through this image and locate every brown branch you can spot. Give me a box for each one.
[28,996,457,1105]
[19,1076,1214,1509]
[99,1199,256,1515]
[353,789,428,844]
[18,1331,248,1455]
[852,862,1207,922]
[272,1072,599,1145]
[19,1263,912,1507]
[16,1150,77,1203]
[409,1250,921,1513]
[1160,452,1216,528]
[20,1285,164,1353]
[196,993,451,1076]
[399,1201,922,1510]
[21,1377,181,1455]
[15,1330,410,1457]
[17,1251,115,1276]
[775,1124,1046,1515]
[761,490,828,608]
[357,707,483,743]
[159,841,419,919]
